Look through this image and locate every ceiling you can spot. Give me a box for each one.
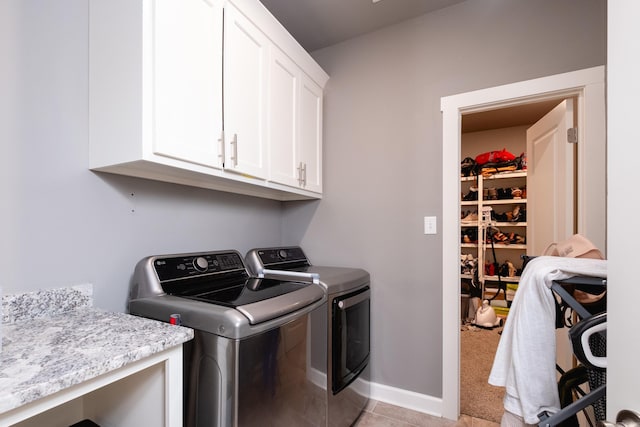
[461,99,564,133]
[259,0,467,52]
[258,0,564,133]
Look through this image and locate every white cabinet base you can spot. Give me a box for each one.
[92,160,322,201]
[5,346,184,427]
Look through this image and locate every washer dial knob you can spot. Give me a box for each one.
[278,249,288,259]
[193,256,209,272]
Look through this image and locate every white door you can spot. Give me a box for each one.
[526,99,576,373]
[223,2,268,179]
[606,1,638,419]
[153,0,224,168]
[526,99,576,255]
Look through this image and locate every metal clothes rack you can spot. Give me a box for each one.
[537,275,607,427]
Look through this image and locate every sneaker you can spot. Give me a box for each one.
[462,186,478,201]
[511,187,523,199]
[461,211,478,223]
[511,206,521,222]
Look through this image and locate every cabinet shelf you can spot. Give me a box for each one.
[494,222,527,227]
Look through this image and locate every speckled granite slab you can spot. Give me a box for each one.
[2,283,93,324]
[0,286,193,415]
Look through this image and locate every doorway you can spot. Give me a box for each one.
[458,98,574,423]
[440,66,606,420]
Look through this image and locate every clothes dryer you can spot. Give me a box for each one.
[245,246,370,427]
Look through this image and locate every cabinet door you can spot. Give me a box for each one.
[299,74,323,193]
[223,3,268,179]
[153,0,223,168]
[268,47,300,188]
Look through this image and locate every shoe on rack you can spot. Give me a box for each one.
[493,232,509,244]
[511,187,523,199]
[462,227,477,243]
[498,262,510,277]
[461,211,478,223]
[497,188,512,200]
[461,157,477,177]
[462,186,478,201]
[492,211,507,222]
[507,260,516,277]
[461,254,477,275]
[485,261,495,276]
[487,187,498,200]
[499,260,516,277]
[511,206,521,222]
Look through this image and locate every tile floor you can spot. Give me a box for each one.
[353,400,500,427]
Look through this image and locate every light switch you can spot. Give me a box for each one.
[424,216,437,235]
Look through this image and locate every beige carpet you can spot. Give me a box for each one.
[460,326,505,424]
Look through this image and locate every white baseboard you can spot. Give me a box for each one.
[369,381,443,418]
[308,367,444,419]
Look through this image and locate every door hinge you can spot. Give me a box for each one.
[567,127,578,144]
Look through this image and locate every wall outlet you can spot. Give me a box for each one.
[424,216,437,235]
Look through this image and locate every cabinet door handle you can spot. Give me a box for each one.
[297,162,304,186]
[219,130,225,165]
[230,133,238,167]
[302,163,307,187]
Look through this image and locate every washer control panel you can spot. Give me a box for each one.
[154,251,246,282]
[256,246,308,266]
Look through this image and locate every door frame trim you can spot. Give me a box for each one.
[440,66,605,420]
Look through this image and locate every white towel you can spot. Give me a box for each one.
[488,256,607,424]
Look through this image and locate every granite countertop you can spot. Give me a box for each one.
[0,284,193,415]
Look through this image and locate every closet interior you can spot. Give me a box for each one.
[460,99,560,322]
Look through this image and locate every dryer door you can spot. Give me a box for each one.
[331,286,370,394]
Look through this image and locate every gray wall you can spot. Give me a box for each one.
[0,0,284,312]
[283,0,606,398]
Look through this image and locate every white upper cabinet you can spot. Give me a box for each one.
[268,47,323,193]
[89,0,224,171]
[268,47,300,188]
[298,74,323,193]
[223,2,269,179]
[153,0,224,168]
[89,0,327,201]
